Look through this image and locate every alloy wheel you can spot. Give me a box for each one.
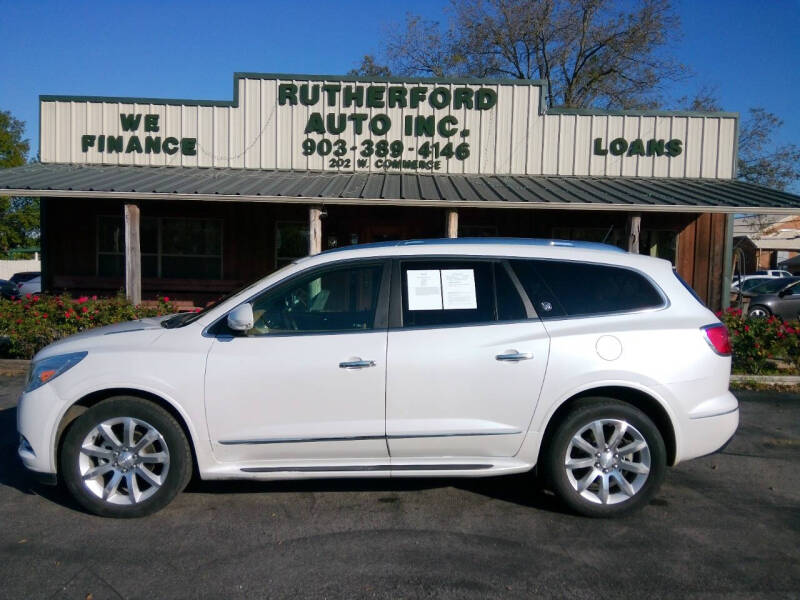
[564,418,651,505]
[78,417,171,505]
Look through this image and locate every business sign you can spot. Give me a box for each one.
[40,73,737,179]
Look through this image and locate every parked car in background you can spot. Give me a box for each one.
[17,239,737,519]
[10,271,40,287]
[753,269,793,278]
[17,274,42,296]
[747,279,800,319]
[0,279,21,300]
[730,276,773,293]
[740,277,800,298]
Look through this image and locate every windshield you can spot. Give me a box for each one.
[160,262,302,329]
[749,278,800,295]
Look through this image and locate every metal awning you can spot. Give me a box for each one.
[2,163,800,214]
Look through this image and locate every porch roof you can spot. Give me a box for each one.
[2,163,800,214]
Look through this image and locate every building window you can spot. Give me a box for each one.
[275,221,309,268]
[640,230,677,264]
[552,226,625,248]
[460,225,499,237]
[97,216,222,279]
[552,226,677,264]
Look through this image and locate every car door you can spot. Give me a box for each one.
[774,282,800,320]
[204,259,390,463]
[385,258,550,459]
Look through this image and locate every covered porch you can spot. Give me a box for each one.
[3,163,800,311]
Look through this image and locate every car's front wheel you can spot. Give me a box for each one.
[543,398,666,518]
[60,396,192,518]
[748,305,771,318]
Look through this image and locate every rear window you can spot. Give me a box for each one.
[10,272,38,284]
[510,259,664,318]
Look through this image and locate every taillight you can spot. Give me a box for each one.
[703,324,732,356]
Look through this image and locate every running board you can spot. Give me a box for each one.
[240,463,493,473]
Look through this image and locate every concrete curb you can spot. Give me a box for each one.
[0,359,29,376]
[730,374,800,386]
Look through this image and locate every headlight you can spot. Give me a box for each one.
[25,352,87,392]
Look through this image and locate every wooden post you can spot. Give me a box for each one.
[124,202,142,305]
[627,213,641,254]
[39,197,49,293]
[445,209,459,239]
[309,206,323,255]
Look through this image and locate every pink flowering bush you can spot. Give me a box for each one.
[718,307,800,375]
[0,294,177,359]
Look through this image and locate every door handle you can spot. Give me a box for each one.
[339,359,376,369]
[495,351,533,362]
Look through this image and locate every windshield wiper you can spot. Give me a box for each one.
[161,313,194,329]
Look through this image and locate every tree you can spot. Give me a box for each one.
[0,110,29,168]
[0,110,39,256]
[360,0,684,109]
[681,90,800,192]
[0,197,40,253]
[737,109,800,191]
[348,55,392,78]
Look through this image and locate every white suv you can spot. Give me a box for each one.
[18,239,738,518]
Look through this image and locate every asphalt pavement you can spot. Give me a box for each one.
[0,373,798,599]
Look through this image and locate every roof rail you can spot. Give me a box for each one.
[322,237,626,254]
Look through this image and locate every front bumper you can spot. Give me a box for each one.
[16,383,65,477]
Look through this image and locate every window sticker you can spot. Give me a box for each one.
[441,269,477,310]
[407,270,443,310]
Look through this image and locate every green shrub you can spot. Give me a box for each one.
[719,308,800,375]
[0,293,179,359]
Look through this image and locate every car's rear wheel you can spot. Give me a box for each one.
[543,398,666,518]
[748,305,771,318]
[60,396,192,518]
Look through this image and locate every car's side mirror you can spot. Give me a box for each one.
[227,304,254,331]
[779,290,788,298]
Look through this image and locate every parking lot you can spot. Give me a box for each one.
[0,372,798,600]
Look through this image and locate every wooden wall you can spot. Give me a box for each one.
[676,212,728,310]
[41,197,728,310]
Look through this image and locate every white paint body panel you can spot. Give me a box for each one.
[204,332,389,461]
[17,240,737,483]
[40,74,737,178]
[386,322,550,457]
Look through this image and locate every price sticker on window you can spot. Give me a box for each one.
[407,270,443,310]
[441,269,477,310]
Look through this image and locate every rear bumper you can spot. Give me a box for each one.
[676,400,739,463]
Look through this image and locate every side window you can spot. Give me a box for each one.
[400,261,526,327]
[508,260,567,318]
[495,263,528,321]
[785,283,800,295]
[510,259,664,318]
[248,263,383,334]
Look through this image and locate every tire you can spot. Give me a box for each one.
[748,305,771,318]
[542,398,666,518]
[60,396,192,518]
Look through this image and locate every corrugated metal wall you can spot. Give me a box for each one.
[40,76,737,178]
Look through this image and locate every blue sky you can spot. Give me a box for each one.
[1,0,798,160]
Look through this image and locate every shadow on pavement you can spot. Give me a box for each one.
[187,470,570,514]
